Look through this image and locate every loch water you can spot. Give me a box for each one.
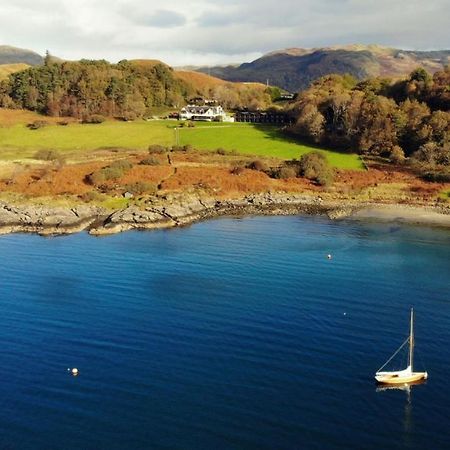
[0,216,449,450]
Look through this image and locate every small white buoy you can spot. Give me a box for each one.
[344,312,347,316]
[327,254,332,260]
[68,368,79,376]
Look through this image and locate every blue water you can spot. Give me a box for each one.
[0,216,449,450]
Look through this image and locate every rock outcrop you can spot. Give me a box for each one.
[0,193,448,236]
[0,202,105,235]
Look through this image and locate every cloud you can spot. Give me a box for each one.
[0,0,448,65]
[127,9,187,28]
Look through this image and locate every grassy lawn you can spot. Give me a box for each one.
[178,123,363,169]
[0,121,175,159]
[0,119,363,169]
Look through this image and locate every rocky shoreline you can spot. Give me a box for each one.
[0,193,449,236]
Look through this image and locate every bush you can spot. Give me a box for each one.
[390,145,406,164]
[247,160,268,172]
[109,159,133,171]
[27,120,48,130]
[216,148,227,155]
[171,145,184,152]
[86,171,106,185]
[316,170,335,187]
[34,149,60,161]
[82,114,106,124]
[186,121,195,128]
[124,181,157,195]
[79,191,104,202]
[183,144,193,152]
[299,151,334,186]
[421,170,450,183]
[58,120,69,126]
[412,142,450,166]
[86,160,133,185]
[148,144,167,154]
[140,157,161,166]
[102,166,125,180]
[274,166,298,179]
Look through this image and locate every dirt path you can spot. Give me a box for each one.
[157,153,177,189]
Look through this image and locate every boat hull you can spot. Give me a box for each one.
[375,372,428,384]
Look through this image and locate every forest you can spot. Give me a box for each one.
[0,58,190,121]
[288,67,450,175]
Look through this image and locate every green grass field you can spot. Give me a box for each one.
[178,123,362,169]
[0,120,363,169]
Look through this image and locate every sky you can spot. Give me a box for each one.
[0,0,449,66]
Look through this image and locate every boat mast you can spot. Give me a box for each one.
[409,308,414,370]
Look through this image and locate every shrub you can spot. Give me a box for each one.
[316,170,335,187]
[124,181,157,195]
[186,121,195,128]
[102,166,125,180]
[183,144,193,152]
[171,145,184,152]
[390,145,406,164]
[148,144,167,154]
[421,170,450,183]
[27,120,48,130]
[216,148,227,155]
[86,160,133,185]
[299,151,334,186]
[58,120,69,126]
[412,142,450,167]
[140,157,161,166]
[86,171,106,185]
[82,114,106,124]
[247,160,268,172]
[34,149,60,161]
[274,166,298,179]
[109,159,133,171]
[79,191,104,202]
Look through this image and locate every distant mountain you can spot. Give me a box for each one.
[0,45,43,66]
[196,45,450,92]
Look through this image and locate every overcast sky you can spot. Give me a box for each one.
[0,0,449,66]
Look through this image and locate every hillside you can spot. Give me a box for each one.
[175,70,271,109]
[175,70,228,90]
[196,45,450,92]
[0,45,43,65]
[0,63,30,80]
[176,70,267,93]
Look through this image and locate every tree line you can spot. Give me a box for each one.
[0,58,273,120]
[0,59,189,120]
[288,67,450,172]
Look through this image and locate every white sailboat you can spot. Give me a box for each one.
[375,308,428,384]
